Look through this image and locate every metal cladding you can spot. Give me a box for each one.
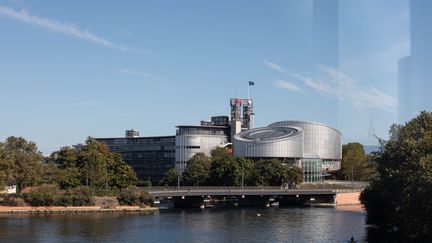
[233,121,342,160]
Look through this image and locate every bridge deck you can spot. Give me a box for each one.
[144,187,362,198]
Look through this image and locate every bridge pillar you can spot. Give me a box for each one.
[277,195,307,206]
[278,194,336,206]
[237,195,270,207]
[173,196,204,208]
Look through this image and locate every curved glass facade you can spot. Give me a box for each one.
[233,121,342,182]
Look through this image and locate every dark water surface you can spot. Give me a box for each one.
[0,206,366,242]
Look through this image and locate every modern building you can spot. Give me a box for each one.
[230,98,254,137]
[175,116,231,172]
[94,97,342,184]
[96,134,175,184]
[233,121,342,182]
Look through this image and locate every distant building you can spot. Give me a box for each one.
[96,134,175,183]
[94,97,342,184]
[233,121,342,182]
[175,124,230,172]
[125,129,140,138]
[230,98,254,137]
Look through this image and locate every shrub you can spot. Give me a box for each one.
[24,184,61,206]
[58,186,94,206]
[2,195,26,206]
[92,196,119,209]
[117,187,154,207]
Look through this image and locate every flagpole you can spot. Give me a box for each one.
[248,81,250,100]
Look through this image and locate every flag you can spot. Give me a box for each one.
[248,81,255,86]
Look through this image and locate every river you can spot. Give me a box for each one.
[0,206,366,242]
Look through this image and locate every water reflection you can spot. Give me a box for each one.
[0,207,366,242]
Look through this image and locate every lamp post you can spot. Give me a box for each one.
[177,174,181,189]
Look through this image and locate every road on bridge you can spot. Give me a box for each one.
[144,186,363,198]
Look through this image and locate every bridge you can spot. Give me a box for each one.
[145,186,364,208]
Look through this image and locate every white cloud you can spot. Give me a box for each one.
[290,65,397,113]
[274,80,303,92]
[264,60,285,73]
[0,5,139,52]
[116,68,154,78]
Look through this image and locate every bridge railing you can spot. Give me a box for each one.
[142,186,363,193]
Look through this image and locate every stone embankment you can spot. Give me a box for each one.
[0,206,158,214]
[335,192,361,205]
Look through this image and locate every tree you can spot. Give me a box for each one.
[208,156,254,186]
[286,165,303,188]
[182,153,211,186]
[76,138,110,187]
[107,153,137,188]
[52,147,81,189]
[159,168,180,186]
[52,138,137,189]
[361,111,432,241]
[3,136,44,191]
[251,160,290,186]
[0,142,14,191]
[210,147,230,161]
[338,143,373,181]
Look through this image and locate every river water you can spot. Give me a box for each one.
[0,206,366,242]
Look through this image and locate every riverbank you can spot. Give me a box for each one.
[0,205,158,214]
[335,192,361,205]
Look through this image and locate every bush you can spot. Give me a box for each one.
[92,187,119,197]
[24,184,61,206]
[117,187,154,207]
[92,196,119,209]
[2,195,26,206]
[58,186,94,206]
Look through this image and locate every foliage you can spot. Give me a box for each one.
[338,142,374,181]
[0,143,14,190]
[286,165,304,188]
[24,184,61,206]
[117,186,154,207]
[52,147,81,188]
[51,138,137,189]
[360,111,432,241]
[210,147,231,161]
[208,156,253,186]
[182,153,211,186]
[251,160,290,186]
[3,137,44,192]
[2,195,26,206]
[58,186,94,206]
[159,168,179,186]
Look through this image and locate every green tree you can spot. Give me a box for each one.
[107,153,137,188]
[0,142,14,191]
[286,165,303,188]
[182,153,211,186]
[47,138,138,189]
[42,162,60,185]
[159,168,180,186]
[361,111,432,241]
[77,138,110,187]
[52,147,81,188]
[210,147,230,161]
[3,136,44,191]
[339,142,373,181]
[251,160,290,186]
[208,156,253,186]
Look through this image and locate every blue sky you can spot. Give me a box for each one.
[0,0,409,154]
